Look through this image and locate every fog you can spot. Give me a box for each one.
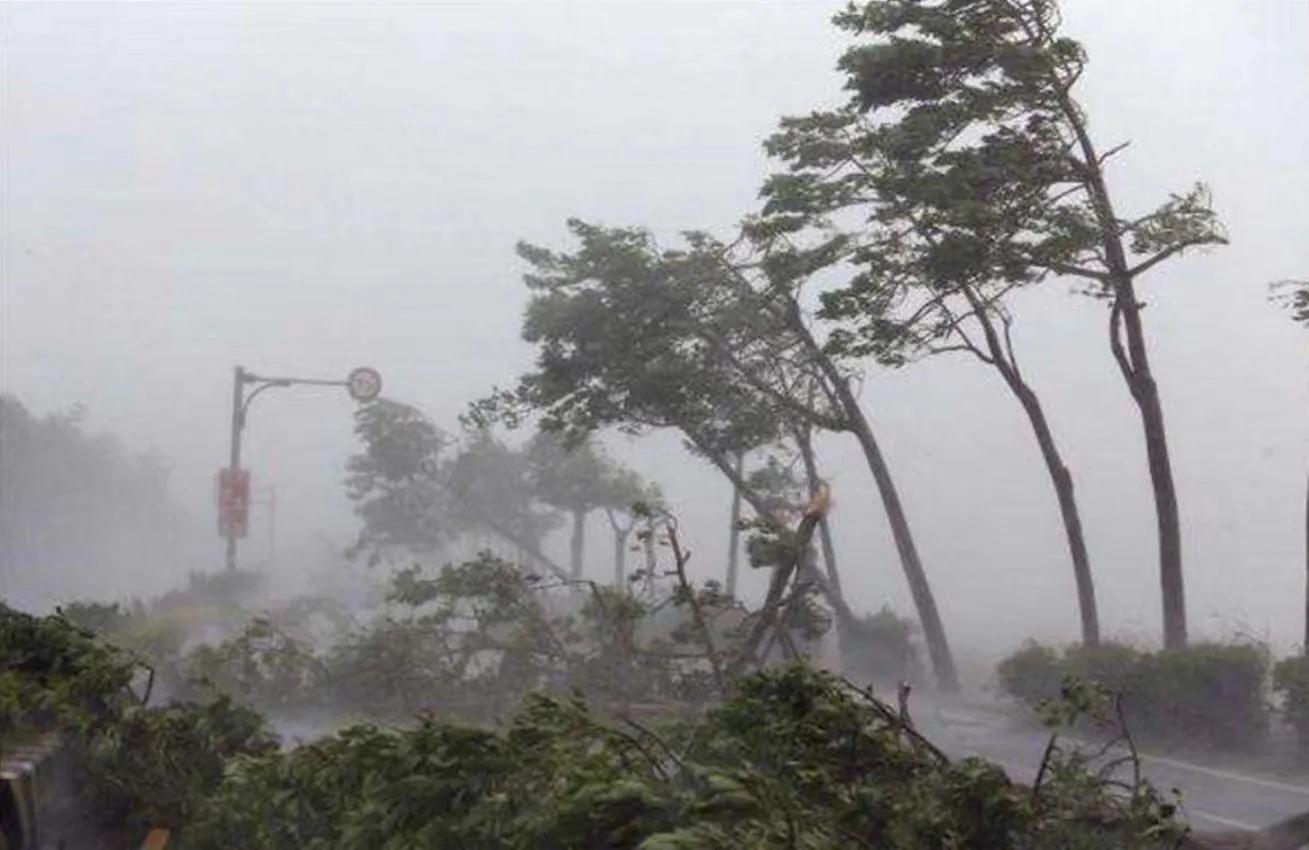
[2,0,1307,676]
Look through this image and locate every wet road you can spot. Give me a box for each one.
[917,700,1309,833]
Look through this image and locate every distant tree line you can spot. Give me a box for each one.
[0,394,197,606]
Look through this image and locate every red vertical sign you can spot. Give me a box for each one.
[217,468,251,538]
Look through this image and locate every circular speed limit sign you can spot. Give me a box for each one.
[346,367,382,402]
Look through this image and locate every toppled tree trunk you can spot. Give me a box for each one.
[729,482,831,676]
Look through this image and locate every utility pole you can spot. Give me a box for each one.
[220,365,381,571]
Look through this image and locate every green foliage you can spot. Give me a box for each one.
[78,696,276,830]
[0,604,277,831]
[997,640,1270,751]
[842,606,921,683]
[183,618,327,714]
[182,665,1183,850]
[1273,655,1309,750]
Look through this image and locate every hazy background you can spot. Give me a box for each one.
[2,1,1306,669]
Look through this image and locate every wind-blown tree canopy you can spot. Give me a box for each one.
[526,431,656,580]
[482,220,960,690]
[345,399,453,559]
[761,0,1226,649]
[345,400,566,577]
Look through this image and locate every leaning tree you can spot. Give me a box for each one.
[761,0,1225,648]
[478,220,960,689]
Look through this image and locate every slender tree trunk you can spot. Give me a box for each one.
[1303,469,1308,652]
[570,508,586,579]
[1056,85,1187,649]
[783,303,958,691]
[1013,383,1101,647]
[962,290,1100,647]
[1116,288,1186,649]
[836,380,959,691]
[725,451,744,596]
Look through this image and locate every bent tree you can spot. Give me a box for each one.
[758,158,1102,647]
[493,221,959,689]
[678,231,958,689]
[766,0,1225,647]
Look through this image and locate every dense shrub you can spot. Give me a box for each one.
[1273,655,1309,756]
[997,640,1062,704]
[0,604,277,831]
[997,640,1270,751]
[842,606,921,683]
[182,665,1184,850]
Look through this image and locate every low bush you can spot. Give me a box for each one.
[842,606,921,683]
[182,665,1184,850]
[0,603,277,831]
[997,640,1270,751]
[1273,654,1309,756]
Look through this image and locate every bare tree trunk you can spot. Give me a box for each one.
[837,381,959,691]
[570,508,586,580]
[1303,469,1308,653]
[962,290,1100,647]
[1115,289,1186,649]
[783,304,958,691]
[1013,384,1101,647]
[1055,84,1187,649]
[725,451,744,596]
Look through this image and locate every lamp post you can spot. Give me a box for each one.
[220,365,382,571]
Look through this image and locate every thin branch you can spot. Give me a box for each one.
[1097,140,1131,165]
[1127,234,1227,278]
[665,518,727,695]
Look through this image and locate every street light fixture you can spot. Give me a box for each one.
[219,365,382,571]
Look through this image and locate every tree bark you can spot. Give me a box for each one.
[570,508,586,579]
[725,451,744,596]
[1053,83,1188,649]
[1303,469,1308,653]
[783,305,959,691]
[962,289,1100,647]
[1115,287,1186,649]
[1012,383,1101,647]
[834,377,959,691]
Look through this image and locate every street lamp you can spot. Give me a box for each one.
[218,365,382,571]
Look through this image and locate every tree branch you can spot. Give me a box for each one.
[1127,234,1227,278]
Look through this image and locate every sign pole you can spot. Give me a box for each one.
[225,366,245,571]
[218,365,380,571]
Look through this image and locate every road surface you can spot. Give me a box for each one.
[917,699,1309,834]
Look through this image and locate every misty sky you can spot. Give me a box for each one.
[2,1,1307,665]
